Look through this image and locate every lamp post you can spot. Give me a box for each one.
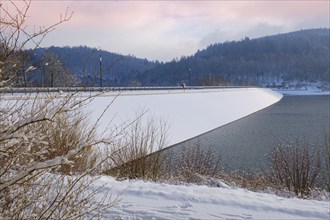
[99,55,103,87]
[44,59,59,87]
[188,68,191,85]
[41,67,44,87]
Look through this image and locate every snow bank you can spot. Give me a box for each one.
[87,88,282,146]
[95,176,329,219]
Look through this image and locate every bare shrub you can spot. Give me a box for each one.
[322,131,330,192]
[105,115,168,181]
[0,0,72,87]
[1,171,117,219]
[171,143,222,184]
[0,93,119,219]
[267,141,322,196]
[0,1,121,218]
[105,130,224,185]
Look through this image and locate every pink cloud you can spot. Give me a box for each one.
[6,0,328,61]
[25,1,329,33]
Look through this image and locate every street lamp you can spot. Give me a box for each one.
[99,55,103,87]
[45,60,59,87]
[188,68,191,85]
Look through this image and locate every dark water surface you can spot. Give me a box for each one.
[166,95,330,171]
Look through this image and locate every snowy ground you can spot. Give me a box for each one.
[86,88,328,219]
[3,88,329,219]
[86,88,282,146]
[94,176,329,220]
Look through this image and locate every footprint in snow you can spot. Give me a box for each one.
[179,202,193,209]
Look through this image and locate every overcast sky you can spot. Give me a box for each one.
[21,0,330,61]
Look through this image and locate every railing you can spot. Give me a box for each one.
[0,86,255,94]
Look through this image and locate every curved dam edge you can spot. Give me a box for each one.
[88,88,283,147]
[169,89,283,148]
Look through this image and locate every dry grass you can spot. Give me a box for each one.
[170,143,222,184]
[0,94,118,219]
[105,135,223,185]
[322,132,330,192]
[219,171,273,191]
[100,115,330,199]
[38,112,97,174]
[104,116,167,181]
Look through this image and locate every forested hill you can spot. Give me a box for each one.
[139,28,329,87]
[27,29,329,88]
[31,46,157,87]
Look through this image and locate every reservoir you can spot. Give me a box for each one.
[167,95,330,172]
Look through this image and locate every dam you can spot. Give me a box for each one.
[86,87,283,146]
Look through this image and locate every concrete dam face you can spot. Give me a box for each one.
[87,88,282,147]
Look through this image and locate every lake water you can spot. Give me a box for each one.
[165,95,330,172]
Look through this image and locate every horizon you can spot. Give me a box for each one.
[7,0,330,61]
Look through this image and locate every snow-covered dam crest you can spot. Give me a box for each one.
[88,88,282,146]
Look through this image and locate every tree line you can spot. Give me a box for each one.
[140,28,329,87]
[9,28,330,88]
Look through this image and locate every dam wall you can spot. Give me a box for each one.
[87,88,283,146]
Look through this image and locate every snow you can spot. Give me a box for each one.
[94,176,330,219]
[272,82,330,96]
[2,88,329,219]
[85,88,327,219]
[275,89,330,96]
[87,88,282,146]
[1,87,282,146]
[25,65,37,72]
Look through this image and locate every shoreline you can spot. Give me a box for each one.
[274,89,330,96]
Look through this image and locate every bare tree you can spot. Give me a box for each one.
[0,92,121,219]
[1,1,119,218]
[0,0,72,87]
[40,51,79,87]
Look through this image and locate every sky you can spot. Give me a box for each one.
[11,0,330,61]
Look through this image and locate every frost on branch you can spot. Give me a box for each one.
[0,94,118,219]
[1,1,118,218]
